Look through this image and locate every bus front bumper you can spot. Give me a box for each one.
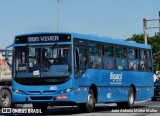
[12,91,75,104]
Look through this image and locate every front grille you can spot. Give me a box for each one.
[27,90,56,95]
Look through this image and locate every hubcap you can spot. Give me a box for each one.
[88,93,94,107]
[2,94,9,106]
[129,89,134,105]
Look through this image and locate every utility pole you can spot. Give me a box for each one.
[56,0,62,32]
[143,18,147,45]
[159,11,160,33]
[143,12,160,44]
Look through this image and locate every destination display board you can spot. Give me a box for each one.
[15,33,71,44]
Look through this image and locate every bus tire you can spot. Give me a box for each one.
[32,103,48,114]
[78,89,95,113]
[0,89,11,108]
[117,87,135,108]
[125,87,135,108]
[127,87,135,108]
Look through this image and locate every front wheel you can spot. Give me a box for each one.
[0,89,11,108]
[78,89,95,113]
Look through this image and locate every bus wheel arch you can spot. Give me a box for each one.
[78,84,97,113]
[117,85,136,108]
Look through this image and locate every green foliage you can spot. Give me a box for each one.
[126,33,160,72]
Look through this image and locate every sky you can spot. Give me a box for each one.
[0,0,160,49]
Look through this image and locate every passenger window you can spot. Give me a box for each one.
[115,46,127,58]
[89,43,102,68]
[139,50,146,71]
[128,49,135,59]
[103,57,114,70]
[129,61,138,71]
[115,46,128,70]
[128,49,139,71]
[116,58,127,70]
[146,50,152,72]
[103,45,114,70]
[104,45,114,57]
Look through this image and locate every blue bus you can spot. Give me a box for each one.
[6,32,154,113]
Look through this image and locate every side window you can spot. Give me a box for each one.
[104,45,114,57]
[115,46,128,70]
[146,50,152,72]
[75,47,87,69]
[139,50,146,71]
[89,43,102,69]
[74,46,87,78]
[103,45,114,70]
[128,49,139,71]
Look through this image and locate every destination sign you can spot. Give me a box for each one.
[28,36,59,43]
[15,34,71,44]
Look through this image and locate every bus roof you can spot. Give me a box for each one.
[14,32,151,49]
[71,33,151,49]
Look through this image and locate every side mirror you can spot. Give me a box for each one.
[5,44,13,68]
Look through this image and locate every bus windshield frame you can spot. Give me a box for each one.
[13,44,72,78]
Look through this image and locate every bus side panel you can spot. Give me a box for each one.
[74,87,89,103]
[136,86,153,101]
[98,87,128,103]
[76,69,153,103]
[76,69,130,103]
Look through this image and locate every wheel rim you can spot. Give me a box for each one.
[1,94,9,106]
[88,93,94,108]
[129,88,134,105]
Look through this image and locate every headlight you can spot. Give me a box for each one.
[59,88,73,94]
[13,89,24,94]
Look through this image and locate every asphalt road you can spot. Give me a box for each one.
[1,99,160,115]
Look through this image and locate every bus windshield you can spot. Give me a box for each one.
[14,44,71,78]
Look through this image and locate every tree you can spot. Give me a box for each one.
[126,34,145,44]
[126,33,160,72]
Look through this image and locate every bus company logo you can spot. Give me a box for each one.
[110,72,123,84]
[50,86,57,91]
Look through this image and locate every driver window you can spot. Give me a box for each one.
[74,47,87,78]
[75,47,87,69]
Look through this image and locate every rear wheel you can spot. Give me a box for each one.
[78,89,95,113]
[32,103,48,114]
[0,89,11,108]
[127,87,135,107]
[117,87,135,108]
